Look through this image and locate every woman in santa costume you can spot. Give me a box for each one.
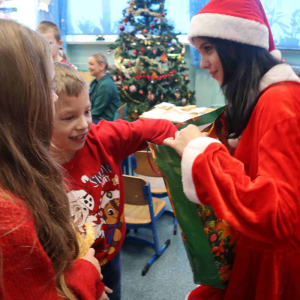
[164,0,300,299]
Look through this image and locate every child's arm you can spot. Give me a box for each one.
[96,119,177,161]
[0,201,104,299]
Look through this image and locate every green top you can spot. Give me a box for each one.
[89,74,120,122]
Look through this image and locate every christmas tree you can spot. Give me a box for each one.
[108,0,196,121]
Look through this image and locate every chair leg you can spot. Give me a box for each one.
[163,210,178,235]
[142,239,171,276]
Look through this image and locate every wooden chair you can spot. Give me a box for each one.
[123,175,171,276]
[130,151,177,234]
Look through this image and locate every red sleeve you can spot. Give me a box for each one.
[65,260,105,299]
[182,117,300,244]
[0,199,104,299]
[94,119,178,161]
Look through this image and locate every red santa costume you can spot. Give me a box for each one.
[184,0,300,299]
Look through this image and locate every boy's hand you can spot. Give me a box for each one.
[82,248,101,277]
[98,286,113,300]
[163,125,208,156]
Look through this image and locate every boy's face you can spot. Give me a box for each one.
[41,30,63,61]
[52,88,92,162]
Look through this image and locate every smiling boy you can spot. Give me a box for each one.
[52,62,177,300]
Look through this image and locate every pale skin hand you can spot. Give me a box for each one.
[82,249,113,300]
[163,125,208,156]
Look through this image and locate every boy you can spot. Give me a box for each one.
[52,62,177,300]
[37,21,73,67]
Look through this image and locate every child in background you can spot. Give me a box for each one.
[52,62,177,300]
[37,21,73,67]
[0,19,107,299]
[164,0,300,299]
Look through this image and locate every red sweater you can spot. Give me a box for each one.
[62,119,177,266]
[0,195,104,299]
[183,65,300,300]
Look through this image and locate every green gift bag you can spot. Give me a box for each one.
[151,107,237,289]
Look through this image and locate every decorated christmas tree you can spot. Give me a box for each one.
[108,0,196,121]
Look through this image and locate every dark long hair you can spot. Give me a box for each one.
[0,20,79,299]
[205,37,280,138]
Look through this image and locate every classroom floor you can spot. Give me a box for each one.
[120,197,198,300]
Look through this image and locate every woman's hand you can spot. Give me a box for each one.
[82,248,101,278]
[163,125,208,156]
[98,286,113,300]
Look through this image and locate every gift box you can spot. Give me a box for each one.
[150,106,237,289]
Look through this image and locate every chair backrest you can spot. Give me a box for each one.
[123,175,149,205]
[132,151,162,178]
[79,71,94,83]
[116,103,127,120]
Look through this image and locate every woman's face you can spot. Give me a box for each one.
[88,56,104,77]
[193,37,224,86]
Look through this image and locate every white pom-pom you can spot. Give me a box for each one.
[227,136,241,148]
[81,175,89,183]
[270,49,282,62]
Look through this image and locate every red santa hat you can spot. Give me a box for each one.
[188,0,281,61]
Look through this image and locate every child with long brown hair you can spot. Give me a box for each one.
[0,19,108,299]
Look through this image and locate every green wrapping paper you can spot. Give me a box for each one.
[151,107,237,289]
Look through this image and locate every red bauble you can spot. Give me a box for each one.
[142,29,148,34]
[119,26,125,31]
[162,13,166,17]
[123,86,129,90]
[121,58,124,62]
[133,49,137,55]
[127,61,132,67]
[150,24,154,29]
[181,52,185,56]
[152,49,157,54]
[139,90,144,95]
[130,2,134,7]
[140,48,145,53]
[154,18,158,22]
[210,234,217,243]
[107,49,111,53]
[183,66,186,70]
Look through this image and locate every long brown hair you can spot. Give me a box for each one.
[0,20,79,299]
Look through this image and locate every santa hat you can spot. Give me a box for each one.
[188,0,281,61]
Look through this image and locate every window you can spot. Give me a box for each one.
[67,0,190,35]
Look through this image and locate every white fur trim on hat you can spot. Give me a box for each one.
[188,13,269,49]
[182,137,220,204]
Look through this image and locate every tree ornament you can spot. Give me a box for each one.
[175,91,181,99]
[177,56,182,62]
[139,90,144,95]
[133,5,137,9]
[133,49,137,55]
[129,85,137,93]
[169,47,175,51]
[123,86,129,90]
[150,24,154,29]
[131,112,139,119]
[152,49,157,54]
[119,26,125,31]
[210,234,218,243]
[168,42,172,47]
[162,13,166,17]
[154,18,158,22]
[130,2,134,7]
[147,91,155,101]
[121,58,124,62]
[147,46,151,50]
[160,52,168,62]
[183,66,186,70]
[113,75,117,81]
[140,47,145,53]
[171,39,177,45]
[107,49,111,54]
[126,61,132,67]
[182,98,187,105]
[181,52,185,56]
[123,17,128,25]
[161,94,164,100]
[142,29,148,34]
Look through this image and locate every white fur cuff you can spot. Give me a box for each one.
[181,137,220,204]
